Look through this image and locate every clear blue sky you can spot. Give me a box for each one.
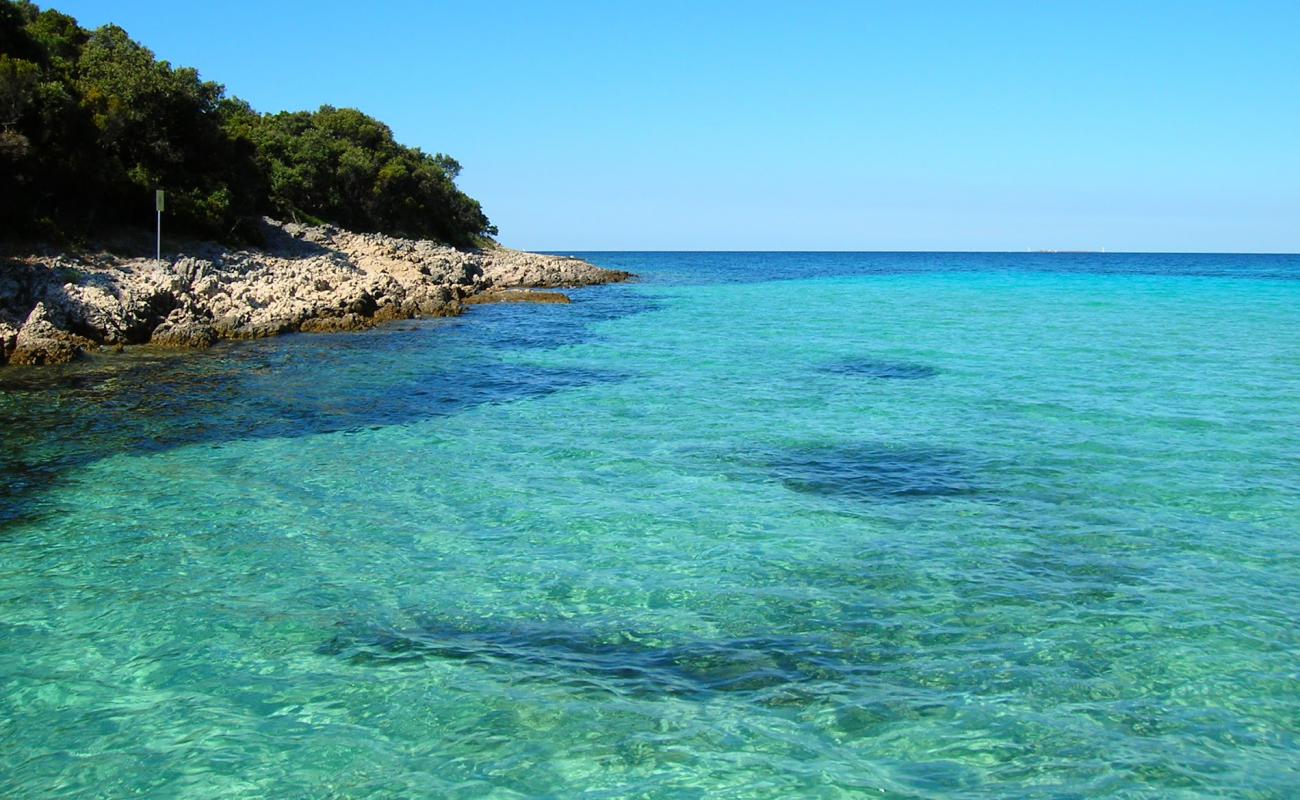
[49,1,1300,251]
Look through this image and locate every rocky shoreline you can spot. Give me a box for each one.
[0,219,631,367]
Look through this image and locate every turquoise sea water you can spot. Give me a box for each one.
[2,252,1298,798]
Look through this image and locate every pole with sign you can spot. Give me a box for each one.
[155,189,165,266]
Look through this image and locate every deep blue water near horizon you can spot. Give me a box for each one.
[1,252,1298,798]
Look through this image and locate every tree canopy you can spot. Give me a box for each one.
[0,0,496,246]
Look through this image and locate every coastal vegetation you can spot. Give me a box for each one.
[0,0,495,246]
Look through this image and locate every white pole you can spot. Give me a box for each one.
[155,189,164,267]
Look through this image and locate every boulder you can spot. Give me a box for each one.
[9,302,95,365]
[0,320,18,365]
[298,313,375,333]
[150,309,217,349]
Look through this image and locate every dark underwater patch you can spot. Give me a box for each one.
[769,444,979,501]
[0,324,629,528]
[470,286,662,352]
[818,358,939,380]
[694,442,984,504]
[2,356,625,450]
[319,620,851,699]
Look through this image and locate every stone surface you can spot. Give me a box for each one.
[8,302,96,365]
[464,289,573,305]
[150,308,217,349]
[0,219,631,367]
[479,250,633,288]
[0,320,17,365]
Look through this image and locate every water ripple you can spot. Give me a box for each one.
[2,255,1298,798]
[818,357,940,380]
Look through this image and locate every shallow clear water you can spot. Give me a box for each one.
[2,252,1298,798]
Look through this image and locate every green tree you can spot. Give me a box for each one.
[0,0,495,246]
[238,105,495,245]
[0,53,38,156]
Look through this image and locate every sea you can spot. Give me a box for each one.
[1,252,1297,798]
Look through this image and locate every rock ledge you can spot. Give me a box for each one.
[0,219,631,366]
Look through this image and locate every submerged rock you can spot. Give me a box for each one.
[699,441,985,504]
[321,618,849,699]
[464,289,572,305]
[769,443,980,501]
[819,357,939,380]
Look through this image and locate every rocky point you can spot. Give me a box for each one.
[0,219,630,366]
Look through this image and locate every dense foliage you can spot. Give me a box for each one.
[0,0,495,245]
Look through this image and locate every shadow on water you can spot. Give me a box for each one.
[698,442,985,504]
[818,357,939,380]
[0,291,644,531]
[320,618,856,700]
[771,443,979,501]
[469,286,663,352]
[0,360,625,530]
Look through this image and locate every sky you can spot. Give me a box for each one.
[47,1,1300,252]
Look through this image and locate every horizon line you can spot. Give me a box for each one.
[529,248,1300,256]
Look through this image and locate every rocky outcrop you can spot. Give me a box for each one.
[0,320,17,365]
[149,308,217,349]
[478,250,631,288]
[464,289,572,305]
[8,302,97,366]
[0,219,631,366]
